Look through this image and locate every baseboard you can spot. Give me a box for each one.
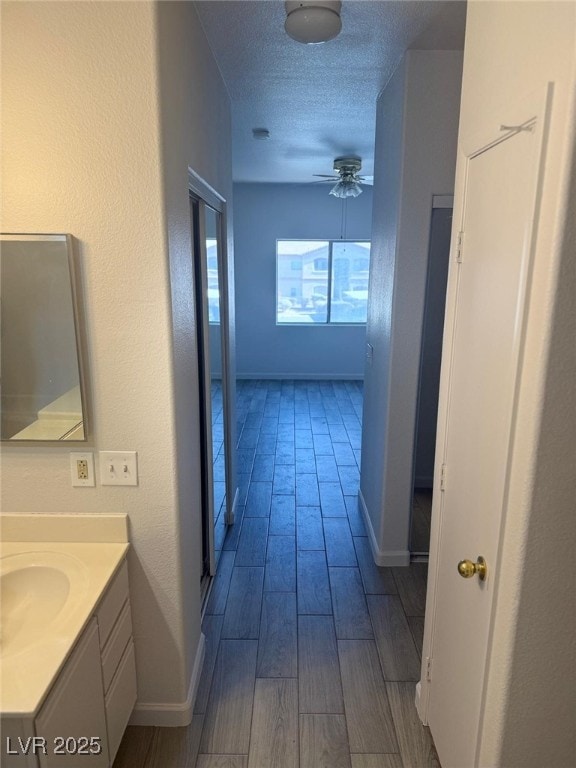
[228,486,240,525]
[358,490,411,567]
[236,373,364,381]
[415,680,423,719]
[415,679,429,725]
[129,631,206,727]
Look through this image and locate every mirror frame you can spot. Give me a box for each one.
[1,233,91,445]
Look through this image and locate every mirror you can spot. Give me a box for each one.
[191,193,233,581]
[205,205,228,563]
[1,234,88,442]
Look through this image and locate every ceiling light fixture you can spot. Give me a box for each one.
[328,157,363,198]
[284,1,342,44]
[329,179,362,198]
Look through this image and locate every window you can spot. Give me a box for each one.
[206,238,220,323]
[277,240,371,324]
[313,257,329,272]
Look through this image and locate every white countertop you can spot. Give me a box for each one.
[0,540,129,717]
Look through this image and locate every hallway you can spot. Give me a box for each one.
[114,380,438,767]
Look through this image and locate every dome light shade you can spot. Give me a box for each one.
[329,180,362,198]
[285,1,342,44]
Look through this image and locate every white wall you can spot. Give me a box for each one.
[359,59,406,550]
[432,3,575,764]
[360,51,463,563]
[234,183,372,379]
[1,0,232,725]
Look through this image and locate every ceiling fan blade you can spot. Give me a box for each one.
[313,174,339,179]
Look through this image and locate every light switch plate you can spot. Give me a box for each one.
[100,451,138,486]
[70,452,95,487]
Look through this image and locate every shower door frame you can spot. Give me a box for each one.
[189,169,235,583]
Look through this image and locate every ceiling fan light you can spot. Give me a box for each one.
[285,1,342,44]
[329,180,362,198]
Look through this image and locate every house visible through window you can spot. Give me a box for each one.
[207,238,220,322]
[277,240,371,324]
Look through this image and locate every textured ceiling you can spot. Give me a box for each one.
[194,0,466,183]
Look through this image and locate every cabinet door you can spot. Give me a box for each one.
[36,618,109,767]
[1,718,39,768]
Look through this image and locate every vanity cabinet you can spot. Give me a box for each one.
[3,560,136,768]
[36,619,109,767]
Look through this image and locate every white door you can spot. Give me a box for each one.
[426,89,550,767]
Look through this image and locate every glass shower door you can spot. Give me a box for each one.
[204,205,228,565]
[190,194,233,585]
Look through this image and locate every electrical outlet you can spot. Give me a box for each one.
[70,452,95,487]
[100,451,138,486]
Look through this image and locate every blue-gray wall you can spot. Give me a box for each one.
[234,183,373,378]
[361,51,463,564]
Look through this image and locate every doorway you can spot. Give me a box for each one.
[411,202,453,556]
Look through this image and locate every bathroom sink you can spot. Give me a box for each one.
[0,534,129,717]
[0,552,88,658]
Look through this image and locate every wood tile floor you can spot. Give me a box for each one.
[114,381,440,768]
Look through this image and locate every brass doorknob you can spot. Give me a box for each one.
[457,556,487,581]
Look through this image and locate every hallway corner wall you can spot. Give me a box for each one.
[360,51,463,563]
[144,0,235,723]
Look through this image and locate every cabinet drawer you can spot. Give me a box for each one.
[96,561,128,648]
[105,641,136,764]
[101,600,132,694]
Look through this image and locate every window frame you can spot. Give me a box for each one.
[276,239,371,326]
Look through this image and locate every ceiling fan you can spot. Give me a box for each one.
[314,156,373,198]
